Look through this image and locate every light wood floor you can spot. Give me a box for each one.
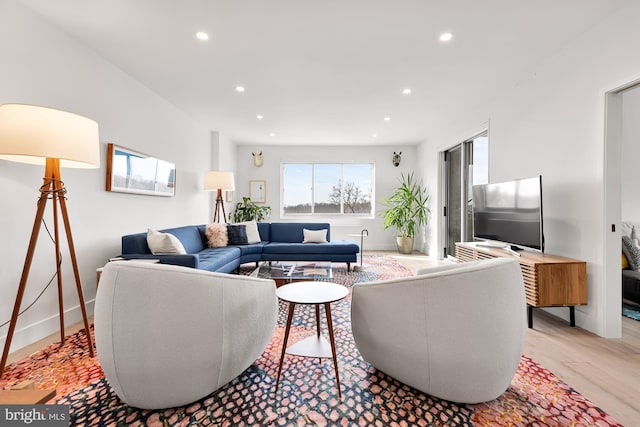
[524,309,640,426]
[5,252,639,426]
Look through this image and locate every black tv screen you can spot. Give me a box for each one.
[472,175,544,252]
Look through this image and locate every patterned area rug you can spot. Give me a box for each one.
[0,255,622,426]
[622,302,640,321]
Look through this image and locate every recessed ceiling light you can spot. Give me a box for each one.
[269,132,275,137]
[402,88,412,95]
[372,134,378,138]
[439,32,453,42]
[384,117,391,122]
[235,85,245,93]
[256,114,264,120]
[195,31,209,41]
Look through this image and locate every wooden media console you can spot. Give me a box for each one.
[455,242,587,327]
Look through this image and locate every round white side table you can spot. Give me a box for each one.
[274,281,349,398]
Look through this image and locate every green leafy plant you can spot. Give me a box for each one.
[380,172,430,237]
[231,196,271,222]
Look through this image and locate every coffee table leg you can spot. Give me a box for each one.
[324,302,342,399]
[275,302,296,393]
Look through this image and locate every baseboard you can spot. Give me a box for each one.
[0,299,95,355]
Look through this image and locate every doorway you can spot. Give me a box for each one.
[604,79,640,338]
[442,132,489,259]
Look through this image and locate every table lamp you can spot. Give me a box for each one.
[0,104,99,378]
[204,171,235,223]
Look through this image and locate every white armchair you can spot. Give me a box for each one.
[94,261,277,409]
[351,257,525,404]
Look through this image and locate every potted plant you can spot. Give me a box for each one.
[231,196,271,222]
[380,172,430,254]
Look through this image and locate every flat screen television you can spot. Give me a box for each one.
[472,175,544,252]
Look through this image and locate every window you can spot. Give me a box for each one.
[282,163,374,216]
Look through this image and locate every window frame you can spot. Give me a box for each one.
[280,162,375,218]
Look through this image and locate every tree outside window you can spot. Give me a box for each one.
[282,163,374,216]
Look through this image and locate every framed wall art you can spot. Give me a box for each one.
[106,143,176,196]
[249,180,266,203]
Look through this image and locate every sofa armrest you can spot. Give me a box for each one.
[121,253,200,269]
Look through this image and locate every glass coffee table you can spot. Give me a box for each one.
[250,261,333,287]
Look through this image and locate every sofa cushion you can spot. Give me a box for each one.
[257,222,270,242]
[198,247,241,271]
[623,269,640,304]
[269,223,331,243]
[263,240,358,255]
[160,226,206,254]
[122,232,153,255]
[623,269,640,281]
[228,242,267,256]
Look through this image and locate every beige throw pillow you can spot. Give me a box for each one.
[303,228,328,243]
[147,229,187,254]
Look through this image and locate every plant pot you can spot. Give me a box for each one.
[396,236,414,254]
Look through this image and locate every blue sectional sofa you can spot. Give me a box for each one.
[120,222,359,273]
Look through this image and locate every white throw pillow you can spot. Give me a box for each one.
[147,229,187,254]
[303,228,328,243]
[237,220,261,244]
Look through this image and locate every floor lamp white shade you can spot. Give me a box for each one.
[205,171,235,223]
[0,103,100,168]
[0,103,100,378]
[204,171,235,192]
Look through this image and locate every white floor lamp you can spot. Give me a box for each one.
[0,104,99,378]
[205,171,235,223]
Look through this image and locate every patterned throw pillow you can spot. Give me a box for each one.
[226,224,248,245]
[205,223,228,247]
[622,252,630,269]
[621,235,640,270]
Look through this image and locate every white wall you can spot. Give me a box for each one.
[621,86,640,220]
[0,1,212,352]
[210,131,237,221]
[418,1,640,336]
[234,144,420,250]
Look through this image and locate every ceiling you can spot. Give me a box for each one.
[18,0,629,146]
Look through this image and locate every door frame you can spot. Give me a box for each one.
[603,77,640,338]
[439,130,488,260]
[443,144,462,259]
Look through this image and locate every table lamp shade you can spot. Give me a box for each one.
[0,104,100,168]
[205,171,235,191]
